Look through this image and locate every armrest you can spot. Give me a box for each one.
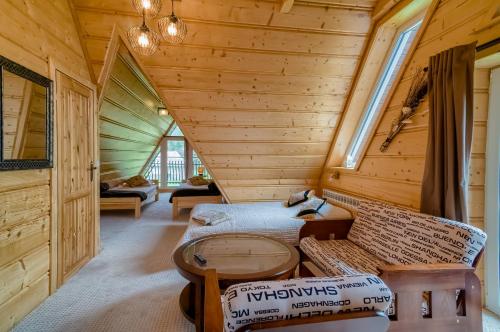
[299,219,354,241]
[379,263,474,274]
[204,269,224,332]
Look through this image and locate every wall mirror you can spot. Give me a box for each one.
[0,55,53,170]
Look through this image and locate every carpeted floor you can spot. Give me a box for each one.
[15,193,194,332]
[13,193,500,332]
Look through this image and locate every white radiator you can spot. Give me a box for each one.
[322,189,363,215]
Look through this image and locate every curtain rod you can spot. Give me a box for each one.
[476,37,500,52]
[422,38,500,71]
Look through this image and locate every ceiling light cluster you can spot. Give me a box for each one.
[127,0,187,56]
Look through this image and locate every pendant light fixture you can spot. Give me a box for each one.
[132,0,162,18]
[158,0,187,45]
[127,9,161,56]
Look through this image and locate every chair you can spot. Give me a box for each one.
[203,269,392,332]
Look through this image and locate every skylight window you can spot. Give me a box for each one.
[344,19,423,169]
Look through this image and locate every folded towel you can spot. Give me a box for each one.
[192,210,230,226]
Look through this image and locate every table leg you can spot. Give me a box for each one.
[179,282,205,332]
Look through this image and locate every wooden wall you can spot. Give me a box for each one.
[73,0,376,202]
[322,0,499,298]
[0,0,91,330]
[99,51,173,182]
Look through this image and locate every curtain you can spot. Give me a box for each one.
[420,42,476,222]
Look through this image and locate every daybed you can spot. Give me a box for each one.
[178,199,353,247]
[100,180,159,218]
[299,200,487,332]
[169,182,223,218]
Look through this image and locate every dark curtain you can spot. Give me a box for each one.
[420,42,476,222]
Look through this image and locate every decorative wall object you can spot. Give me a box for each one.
[158,0,187,45]
[0,55,53,170]
[379,67,428,152]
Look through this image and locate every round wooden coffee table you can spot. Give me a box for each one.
[173,233,299,332]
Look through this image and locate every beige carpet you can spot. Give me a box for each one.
[14,193,500,332]
[14,193,194,332]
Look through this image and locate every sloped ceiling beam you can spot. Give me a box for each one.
[279,0,294,13]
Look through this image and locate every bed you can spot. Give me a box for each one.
[170,182,223,218]
[100,181,159,219]
[178,200,353,247]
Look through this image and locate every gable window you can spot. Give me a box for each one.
[344,18,423,169]
[144,122,211,188]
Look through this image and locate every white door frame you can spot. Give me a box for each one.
[485,67,500,315]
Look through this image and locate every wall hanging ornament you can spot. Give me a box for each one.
[127,9,161,56]
[132,0,162,18]
[380,67,428,152]
[158,0,187,45]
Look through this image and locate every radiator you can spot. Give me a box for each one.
[322,189,363,215]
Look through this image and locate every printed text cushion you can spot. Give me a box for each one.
[347,201,487,266]
[300,237,386,276]
[222,274,392,332]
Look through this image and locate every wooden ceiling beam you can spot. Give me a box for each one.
[279,0,294,13]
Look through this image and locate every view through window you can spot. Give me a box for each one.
[144,123,211,187]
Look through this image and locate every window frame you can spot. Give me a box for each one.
[343,14,425,170]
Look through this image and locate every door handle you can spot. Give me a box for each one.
[89,162,98,182]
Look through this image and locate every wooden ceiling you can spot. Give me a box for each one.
[99,47,173,182]
[72,0,376,201]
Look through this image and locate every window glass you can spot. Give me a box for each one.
[344,19,423,169]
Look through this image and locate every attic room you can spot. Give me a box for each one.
[0,0,499,331]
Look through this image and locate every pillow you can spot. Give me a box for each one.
[222,274,393,332]
[296,196,327,218]
[287,189,313,207]
[124,175,150,187]
[188,176,209,186]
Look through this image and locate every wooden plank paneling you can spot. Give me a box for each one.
[0,0,92,328]
[98,54,173,183]
[74,0,376,201]
[323,0,497,301]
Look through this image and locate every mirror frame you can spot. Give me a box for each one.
[0,55,53,170]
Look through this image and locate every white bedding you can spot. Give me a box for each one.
[179,201,353,247]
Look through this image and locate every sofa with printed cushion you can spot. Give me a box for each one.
[203,269,393,332]
[299,200,487,332]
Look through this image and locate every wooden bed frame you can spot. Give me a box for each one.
[100,180,159,219]
[172,195,223,218]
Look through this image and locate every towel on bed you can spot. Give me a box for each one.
[192,210,230,226]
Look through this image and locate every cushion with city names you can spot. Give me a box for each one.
[347,200,487,267]
[221,274,392,332]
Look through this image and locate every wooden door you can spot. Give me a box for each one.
[56,72,95,283]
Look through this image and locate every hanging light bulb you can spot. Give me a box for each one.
[132,0,162,18]
[167,20,178,37]
[127,10,160,56]
[158,0,187,45]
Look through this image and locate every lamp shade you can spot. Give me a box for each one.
[158,107,168,116]
[131,0,162,18]
[158,14,187,45]
[127,24,160,56]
